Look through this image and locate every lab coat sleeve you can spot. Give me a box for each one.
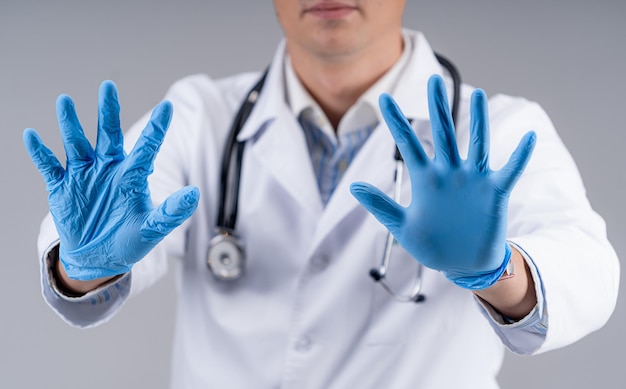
[479,95,620,355]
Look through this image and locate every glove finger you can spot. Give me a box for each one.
[427,75,461,167]
[95,80,124,161]
[56,94,94,163]
[140,186,200,242]
[125,101,173,180]
[23,128,65,190]
[379,93,428,167]
[468,89,490,172]
[350,182,404,235]
[494,131,536,192]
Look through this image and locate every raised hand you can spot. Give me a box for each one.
[351,75,536,290]
[24,81,199,281]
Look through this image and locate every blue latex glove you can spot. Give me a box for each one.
[350,75,536,290]
[23,80,200,281]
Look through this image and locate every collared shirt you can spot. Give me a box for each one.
[284,33,412,204]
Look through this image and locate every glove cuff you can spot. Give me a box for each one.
[59,245,132,281]
[445,244,512,290]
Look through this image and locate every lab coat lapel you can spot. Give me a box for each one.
[245,106,324,218]
[236,40,323,218]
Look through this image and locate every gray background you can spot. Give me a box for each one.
[1,1,624,388]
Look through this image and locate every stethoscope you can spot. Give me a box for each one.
[207,53,461,304]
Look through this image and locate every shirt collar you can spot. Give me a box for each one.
[284,32,414,137]
[237,30,448,141]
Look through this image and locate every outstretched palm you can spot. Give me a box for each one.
[351,75,535,289]
[24,81,199,280]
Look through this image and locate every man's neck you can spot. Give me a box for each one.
[287,32,404,129]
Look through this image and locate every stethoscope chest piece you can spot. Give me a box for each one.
[207,230,246,281]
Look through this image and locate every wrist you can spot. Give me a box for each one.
[445,244,513,290]
[498,249,515,281]
[473,246,537,320]
[53,251,116,296]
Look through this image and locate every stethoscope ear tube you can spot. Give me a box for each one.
[216,70,269,231]
[369,148,426,303]
[208,69,269,280]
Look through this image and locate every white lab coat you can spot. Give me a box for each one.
[37,31,619,389]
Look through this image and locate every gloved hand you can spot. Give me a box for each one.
[350,75,536,290]
[23,80,200,281]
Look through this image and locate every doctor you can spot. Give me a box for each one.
[24,1,619,388]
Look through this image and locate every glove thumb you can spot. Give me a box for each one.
[140,186,200,242]
[350,182,404,236]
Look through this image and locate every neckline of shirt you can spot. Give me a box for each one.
[284,32,414,142]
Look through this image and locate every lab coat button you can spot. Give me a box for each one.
[295,336,312,352]
[338,159,348,172]
[311,256,329,272]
